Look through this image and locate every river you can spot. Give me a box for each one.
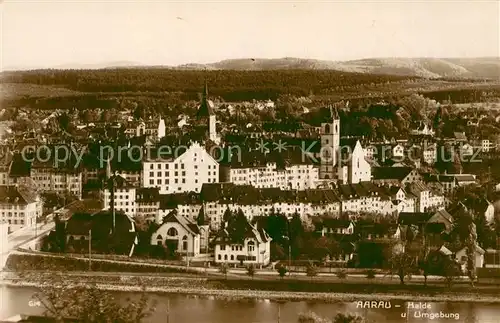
[1,286,499,322]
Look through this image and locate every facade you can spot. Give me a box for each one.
[103,175,137,218]
[228,162,318,190]
[30,166,82,199]
[0,185,42,232]
[142,142,219,194]
[135,187,160,222]
[151,210,201,257]
[213,215,271,266]
[454,245,485,270]
[338,140,371,184]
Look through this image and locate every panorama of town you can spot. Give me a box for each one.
[2,80,500,279]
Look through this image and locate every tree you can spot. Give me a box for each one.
[246,264,255,280]
[57,112,71,132]
[442,258,461,288]
[466,221,478,287]
[222,208,233,224]
[219,263,228,280]
[333,313,364,323]
[306,262,318,282]
[277,265,288,280]
[196,207,206,226]
[388,251,416,285]
[32,274,156,323]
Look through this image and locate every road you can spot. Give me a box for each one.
[1,220,56,269]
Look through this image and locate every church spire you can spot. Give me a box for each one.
[196,80,214,118]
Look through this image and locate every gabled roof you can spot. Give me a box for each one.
[0,185,38,205]
[321,218,353,229]
[161,210,200,235]
[136,187,160,203]
[398,212,433,226]
[214,210,271,245]
[373,166,413,181]
[461,196,492,214]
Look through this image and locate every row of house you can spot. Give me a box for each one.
[62,207,272,266]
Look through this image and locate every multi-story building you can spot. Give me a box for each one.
[142,142,219,194]
[223,150,319,190]
[103,175,137,218]
[135,187,160,223]
[213,213,271,266]
[31,165,82,199]
[0,185,42,232]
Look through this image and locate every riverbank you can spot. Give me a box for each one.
[3,272,500,304]
[3,279,500,304]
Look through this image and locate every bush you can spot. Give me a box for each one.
[306,262,318,281]
[366,269,376,279]
[298,311,330,323]
[277,265,288,280]
[336,270,347,279]
[246,264,255,279]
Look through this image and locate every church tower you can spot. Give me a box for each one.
[319,106,340,180]
[196,81,218,143]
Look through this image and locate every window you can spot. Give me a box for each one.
[156,235,163,245]
[175,164,178,169]
[181,164,185,169]
[167,227,178,236]
[248,241,255,252]
[149,179,154,185]
[224,255,228,260]
[157,164,162,169]
[150,164,154,170]
[230,255,234,261]
[149,172,154,177]
[221,245,226,251]
[182,235,188,251]
[218,254,221,260]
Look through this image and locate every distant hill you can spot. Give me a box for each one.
[178,57,500,79]
[5,57,499,79]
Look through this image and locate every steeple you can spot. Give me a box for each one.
[196,80,214,118]
[329,105,339,120]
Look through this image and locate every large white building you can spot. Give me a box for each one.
[225,155,318,190]
[142,142,219,194]
[338,140,372,184]
[0,185,42,232]
[103,175,137,217]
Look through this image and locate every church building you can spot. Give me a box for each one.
[319,105,371,184]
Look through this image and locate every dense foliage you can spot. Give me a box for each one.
[1,69,417,97]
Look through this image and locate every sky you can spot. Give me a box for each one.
[1,0,499,70]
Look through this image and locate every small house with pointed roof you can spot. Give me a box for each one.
[453,243,485,270]
[151,210,201,257]
[213,210,271,266]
